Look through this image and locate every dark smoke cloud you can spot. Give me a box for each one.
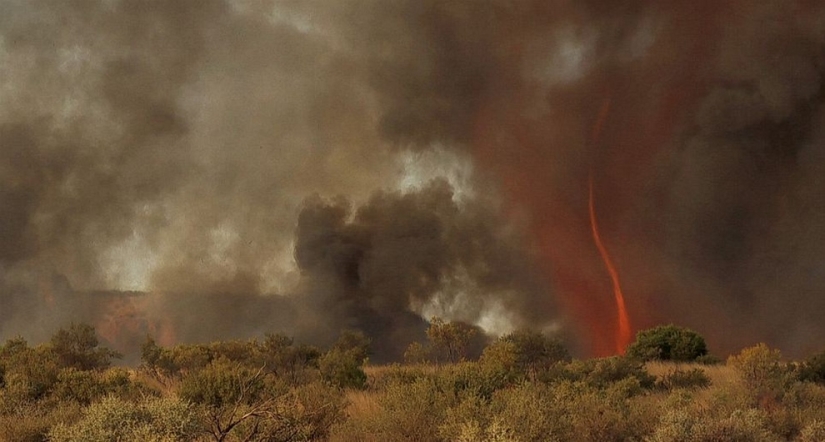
[293,180,550,360]
[296,0,825,356]
[3,0,825,360]
[0,0,554,359]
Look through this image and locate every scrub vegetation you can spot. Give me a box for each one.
[3,322,825,441]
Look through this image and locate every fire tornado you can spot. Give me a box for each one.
[588,99,632,354]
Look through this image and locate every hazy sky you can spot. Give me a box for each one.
[2,0,825,359]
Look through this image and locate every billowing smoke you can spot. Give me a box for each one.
[2,0,825,359]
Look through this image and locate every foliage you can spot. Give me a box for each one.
[728,343,788,398]
[479,329,569,382]
[48,395,199,442]
[178,358,269,409]
[798,349,825,385]
[142,334,322,386]
[656,368,712,391]
[561,356,656,390]
[647,408,780,442]
[0,401,82,442]
[49,323,122,371]
[627,325,708,362]
[5,327,825,440]
[0,337,60,405]
[426,317,479,363]
[260,333,321,384]
[319,348,367,390]
[317,331,370,389]
[403,341,431,364]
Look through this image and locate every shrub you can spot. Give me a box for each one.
[49,323,121,371]
[403,341,431,364]
[562,356,655,391]
[261,333,321,384]
[479,329,569,383]
[0,343,60,404]
[799,420,825,442]
[728,343,788,398]
[178,358,268,408]
[240,382,347,441]
[0,401,82,442]
[799,349,825,385]
[627,325,708,362]
[369,376,453,441]
[319,348,367,389]
[648,408,780,442]
[427,317,481,363]
[656,368,712,391]
[48,395,199,442]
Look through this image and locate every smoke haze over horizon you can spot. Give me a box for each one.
[2,0,825,360]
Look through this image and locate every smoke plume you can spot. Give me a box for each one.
[2,0,825,359]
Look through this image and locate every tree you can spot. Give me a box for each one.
[728,343,786,395]
[318,331,370,389]
[480,329,570,380]
[799,349,825,385]
[179,358,277,441]
[403,341,431,364]
[49,323,121,371]
[426,317,478,363]
[261,333,320,384]
[626,324,707,362]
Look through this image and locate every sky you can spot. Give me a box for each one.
[2,0,825,360]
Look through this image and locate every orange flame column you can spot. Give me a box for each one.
[588,98,633,354]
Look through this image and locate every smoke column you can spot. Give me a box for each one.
[2,0,825,359]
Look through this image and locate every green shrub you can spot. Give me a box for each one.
[319,348,367,389]
[0,344,60,404]
[49,323,121,371]
[479,329,569,383]
[178,358,268,408]
[627,325,708,362]
[798,349,825,385]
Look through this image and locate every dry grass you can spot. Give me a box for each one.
[344,389,382,419]
[645,361,738,387]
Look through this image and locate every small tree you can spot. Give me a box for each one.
[728,343,786,396]
[799,349,825,385]
[427,317,478,363]
[49,323,121,371]
[626,324,707,362]
[318,331,370,389]
[403,341,431,364]
[480,329,570,382]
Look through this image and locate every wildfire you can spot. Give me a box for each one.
[588,98,633,354]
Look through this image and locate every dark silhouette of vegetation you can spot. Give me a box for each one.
[49,323,122,371]
[627,324,708,362]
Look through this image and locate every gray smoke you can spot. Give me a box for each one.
[2,0,825,359]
